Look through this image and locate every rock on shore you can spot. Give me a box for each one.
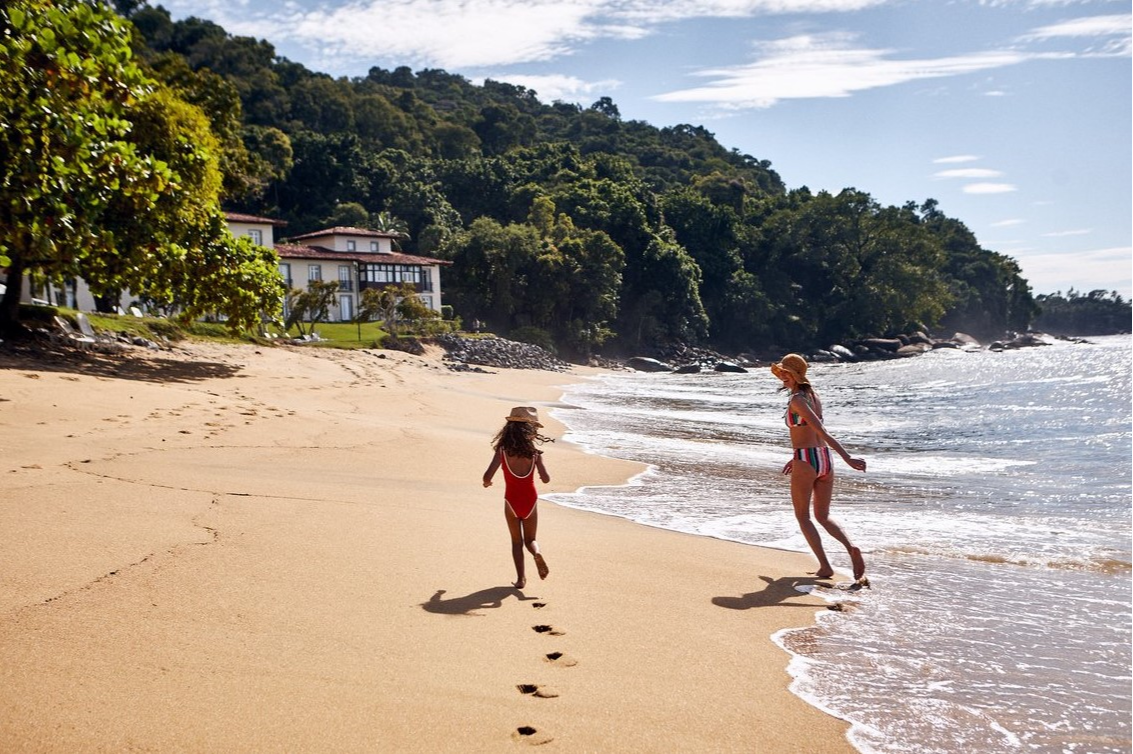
[432,334,571,372]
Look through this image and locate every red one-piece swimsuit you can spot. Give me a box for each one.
[501,450,538,519]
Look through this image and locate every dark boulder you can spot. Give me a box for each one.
[627,356,674,372]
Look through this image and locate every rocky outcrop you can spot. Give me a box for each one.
[634,329,1062,375]
[804,330,1057,364]
[627,356,674,372]
[431,334,571,372]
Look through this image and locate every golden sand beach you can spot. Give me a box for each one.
[0,341,853,752]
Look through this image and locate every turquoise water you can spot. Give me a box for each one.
[548,335,1132,754]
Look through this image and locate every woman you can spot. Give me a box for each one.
[771,353,868,583]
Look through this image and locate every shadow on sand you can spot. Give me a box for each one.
[421,587,540,616]
[0,341,242,384]
[712,575,831,611]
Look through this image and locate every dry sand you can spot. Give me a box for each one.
[0,340,854,753]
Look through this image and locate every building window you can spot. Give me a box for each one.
[360,263,395,283]
[337,265,353,292]
[247,229,263,245]
[346,240,357,251]
[279,263,292,290]
[370,241,379,252]
[339,295,354,322]
[308,265,322,282]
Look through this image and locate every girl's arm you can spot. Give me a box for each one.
[790,396,867,472]
[482,454,501,487]
[534,451,550,484]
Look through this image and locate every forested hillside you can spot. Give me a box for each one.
[123,2,1046,356]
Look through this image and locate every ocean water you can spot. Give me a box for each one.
[546,334,1132,754]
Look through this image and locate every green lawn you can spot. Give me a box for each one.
[33,306,468,350]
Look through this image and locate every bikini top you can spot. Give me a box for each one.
[784,392,821,428]
[785,408,807,427]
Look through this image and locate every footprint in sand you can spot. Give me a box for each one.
[532,625,565,636]
[512,726,553,745]
[516,684,560,698]
[544,651,578,667]
[532,602,546,609]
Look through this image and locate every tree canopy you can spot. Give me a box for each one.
[0,0,283,335]
[5,1,1077,350]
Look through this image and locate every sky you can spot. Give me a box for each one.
[158,0,1132,300]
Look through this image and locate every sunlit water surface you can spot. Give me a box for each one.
[548,335,1131,754]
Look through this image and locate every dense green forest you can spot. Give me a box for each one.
[1033,290,1130,336]
[16,1,1124,354]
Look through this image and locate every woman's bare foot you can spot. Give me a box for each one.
[814,567,835,579]
[533,553,549,580]
[849,547,866,581]
[514,577,526,589]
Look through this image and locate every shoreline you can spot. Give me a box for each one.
[0,341,855,752]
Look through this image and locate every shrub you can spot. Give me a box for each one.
[508,326,556,354]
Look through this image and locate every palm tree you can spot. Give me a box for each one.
[372,211,409,250]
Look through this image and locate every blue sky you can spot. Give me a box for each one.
[159,0,1132,299]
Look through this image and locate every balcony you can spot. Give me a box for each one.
[359,280,431,294]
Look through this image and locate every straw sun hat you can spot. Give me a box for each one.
[770,354,810,386]
[505,406,543,427]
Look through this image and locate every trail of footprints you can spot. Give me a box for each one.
[511,600,578,746]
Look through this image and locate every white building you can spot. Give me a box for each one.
[276,226,450,323]
[3,213,448,326]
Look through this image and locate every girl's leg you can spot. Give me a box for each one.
[504,503,526,588]
[812,476,865,580]
[523,507,549,579]
[790,465,833,577]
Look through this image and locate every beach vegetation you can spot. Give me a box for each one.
[6,2,1072,352]
[284,280,339,337]
[1033,289,1131,336]
[0,0,283,339]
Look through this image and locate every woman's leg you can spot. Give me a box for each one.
[812,476,865,580]
[790,465,833,577]
[505,503,526,588]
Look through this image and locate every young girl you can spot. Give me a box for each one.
[771,354,868,584]
[482,406,552,589]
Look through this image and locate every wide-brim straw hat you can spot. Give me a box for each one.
[770,353,810,386]
[506,406,543,427]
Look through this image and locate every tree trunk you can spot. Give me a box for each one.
[0,255,25,338]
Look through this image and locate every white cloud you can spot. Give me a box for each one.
[484,74,623,103]
[991,218,1025,227]
[934,155,982,164]
[1014,246,1133,296]
[162,0,891,71]
[651,33,1031,108]
[1020,14,1132,41]
[1019,13,1133,56]
[1041,228,1092,237]
[935,168,1004,178]
[963,182,1018,194]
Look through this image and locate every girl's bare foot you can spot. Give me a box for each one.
[533,553,549,580]
[814,568,835,579]
[514,577,526,589]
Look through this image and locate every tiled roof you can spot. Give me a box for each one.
[275,244,451,266]
[288,226,405,241]
[225,212,288,226]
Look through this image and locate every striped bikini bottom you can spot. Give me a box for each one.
[793,447,833,479]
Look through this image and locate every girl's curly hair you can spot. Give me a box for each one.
[491,421,553,458]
